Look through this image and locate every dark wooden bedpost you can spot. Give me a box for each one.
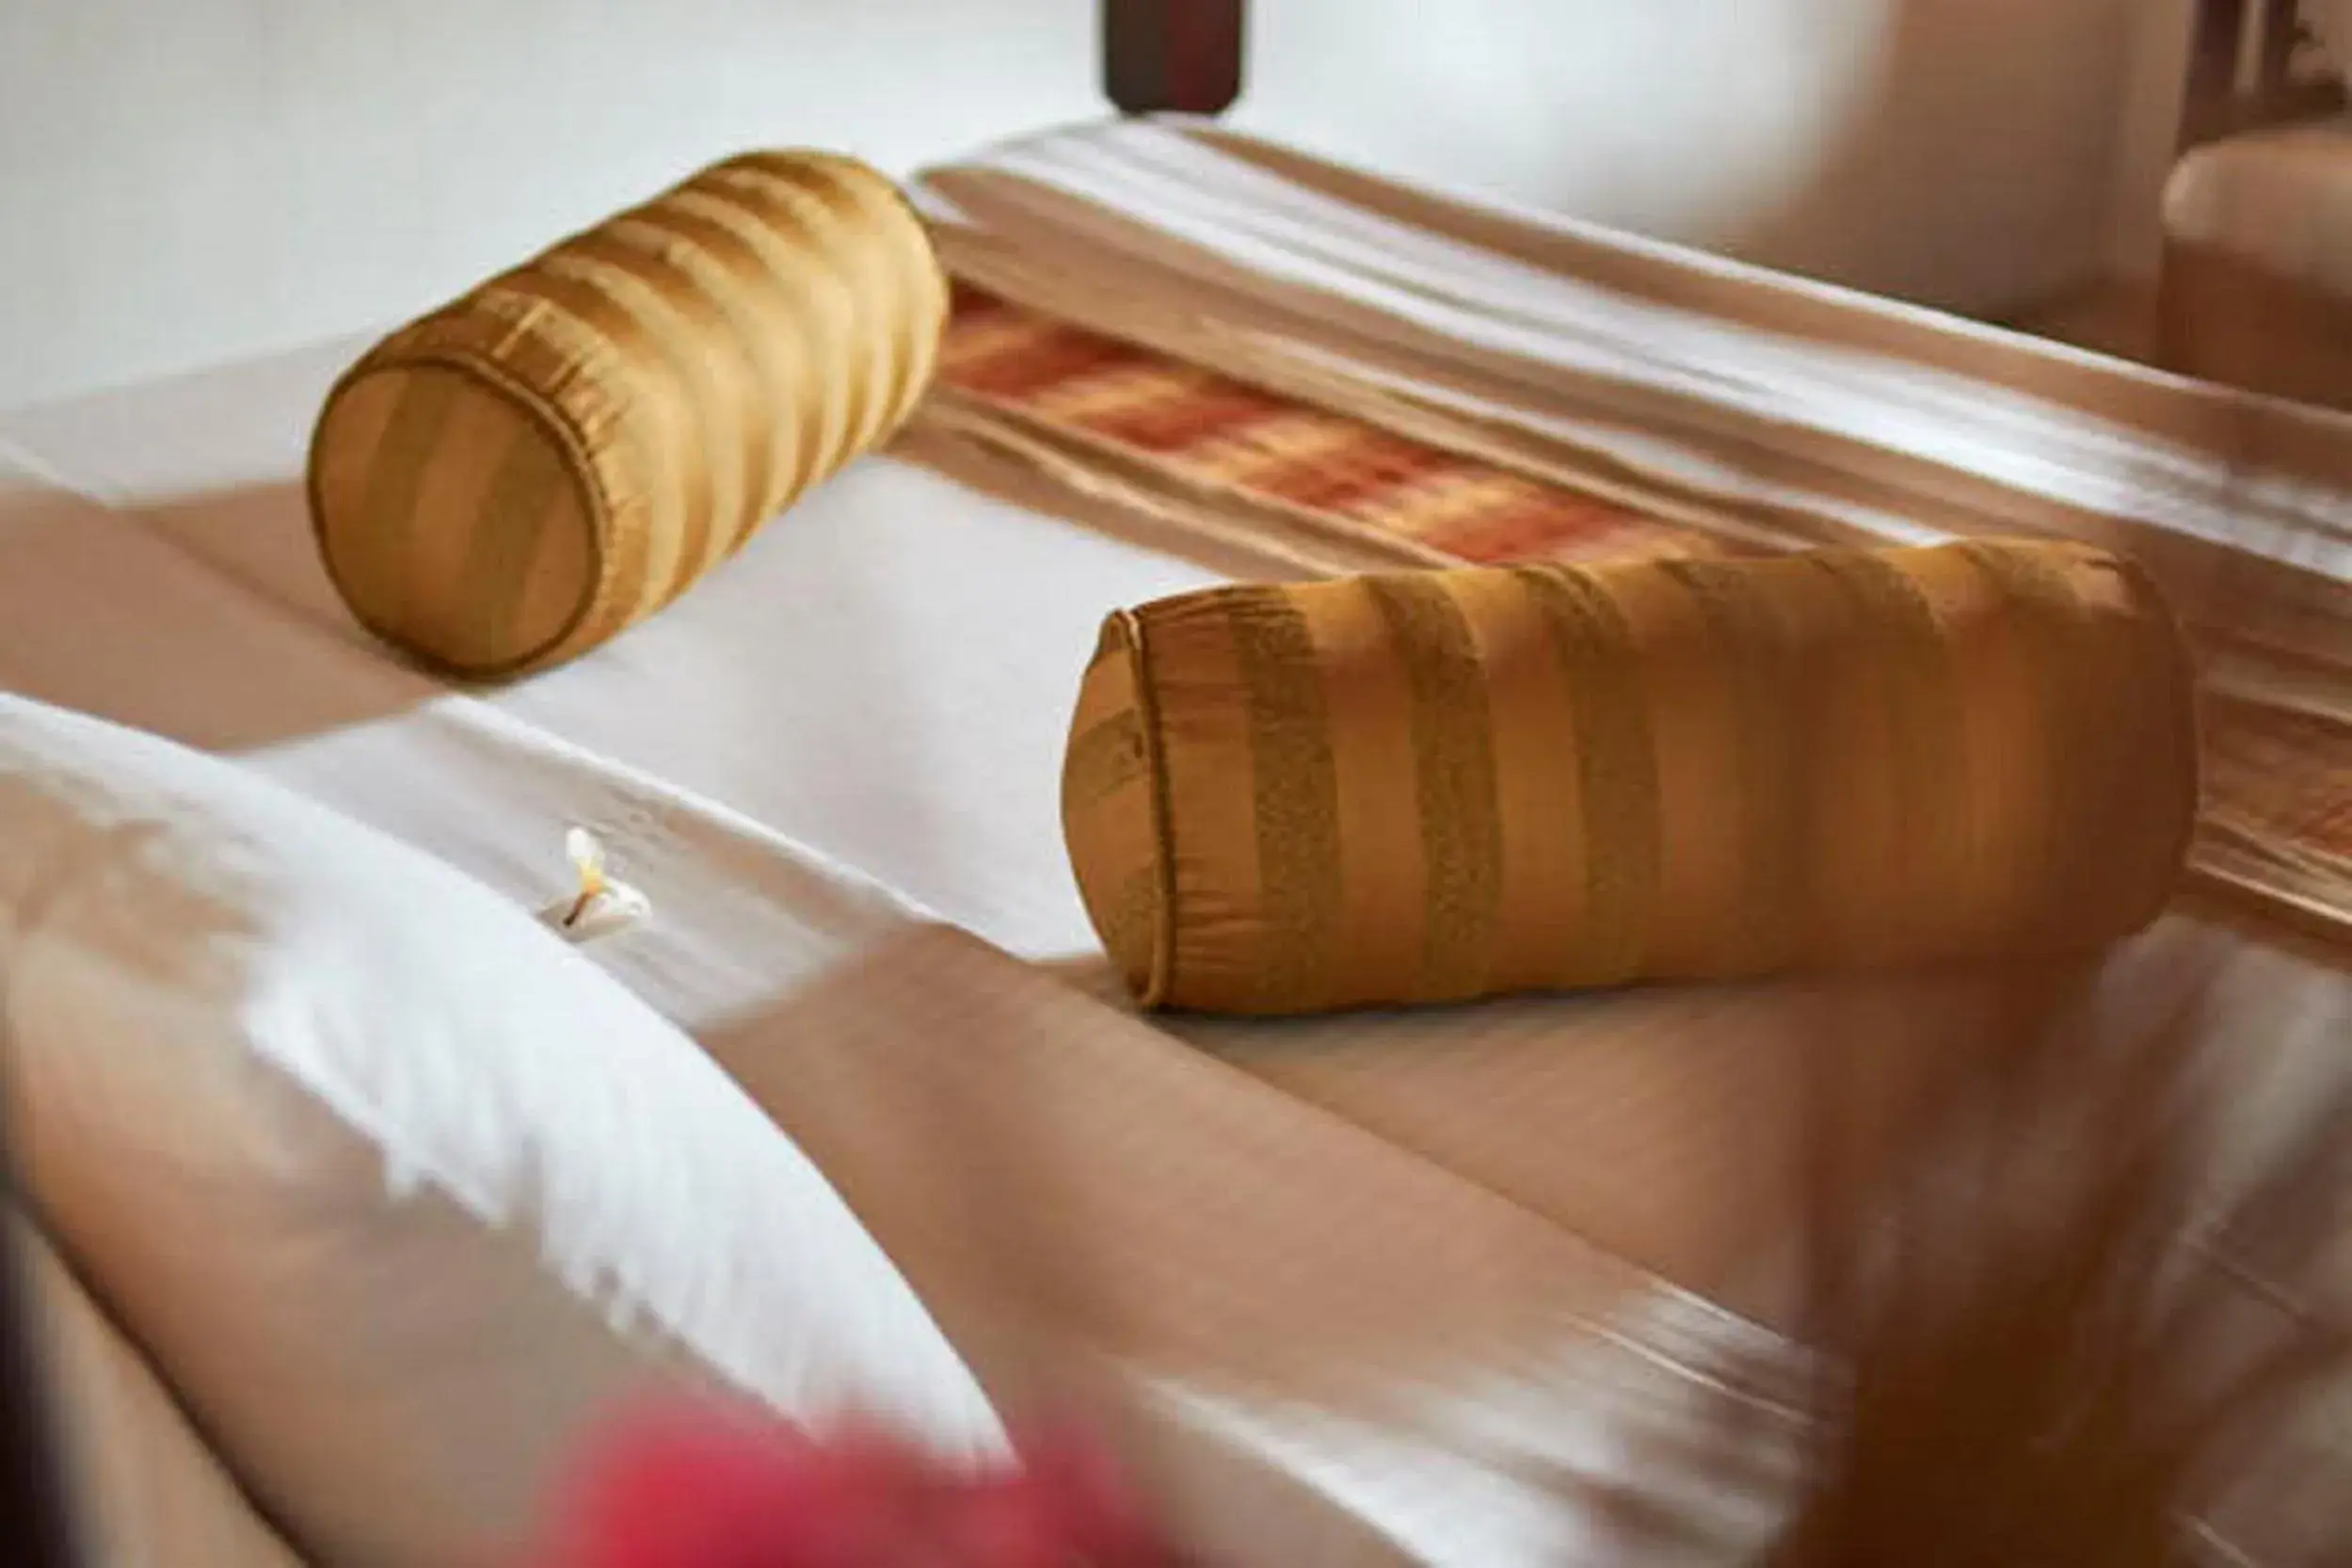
[0,1059,87,1568]
[1102,0,1245,116]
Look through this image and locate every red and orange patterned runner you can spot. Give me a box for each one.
[936,287,1711,568]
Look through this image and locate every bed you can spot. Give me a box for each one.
[4,10,2351,1567]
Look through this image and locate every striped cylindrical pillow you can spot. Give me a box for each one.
[308,151,945,678]
[1063,541,2199,1015]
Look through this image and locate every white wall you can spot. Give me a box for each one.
[1242,0,2144,312]
[1,0,2142,412]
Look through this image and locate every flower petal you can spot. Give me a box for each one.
[566,827,604,881]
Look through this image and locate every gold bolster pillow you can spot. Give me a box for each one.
[1063,541,2199,1015]
[307,151,945,677]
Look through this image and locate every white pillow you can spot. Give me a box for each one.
[0,695,1003,1568]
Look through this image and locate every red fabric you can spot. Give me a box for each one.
[536,1402,1176,1568]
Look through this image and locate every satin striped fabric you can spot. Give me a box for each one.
[308,151,946,678]
[1064,540,2200,1015]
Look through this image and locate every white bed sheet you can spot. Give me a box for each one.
[0,340,1223,1020]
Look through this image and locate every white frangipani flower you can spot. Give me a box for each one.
[543,826,649,942]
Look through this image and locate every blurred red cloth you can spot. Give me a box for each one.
[536,1402,1176,1568]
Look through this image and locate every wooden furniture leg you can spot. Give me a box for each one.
[1102,0,1245,116]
